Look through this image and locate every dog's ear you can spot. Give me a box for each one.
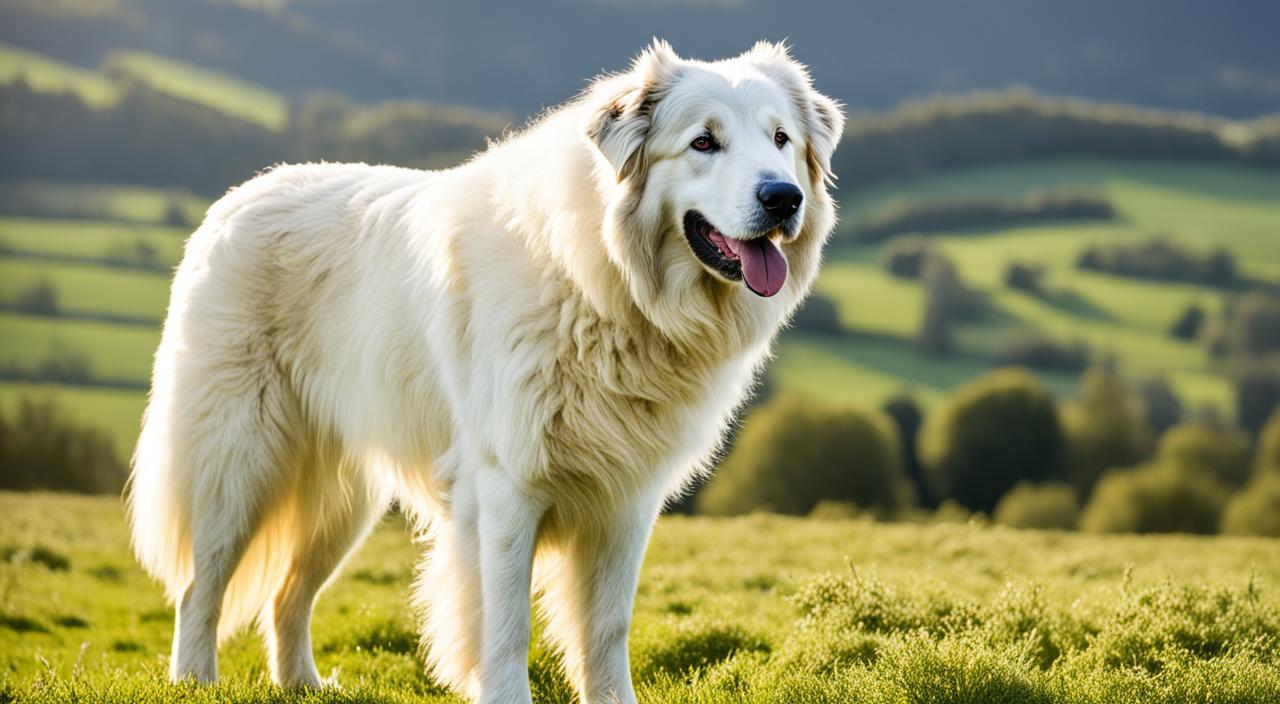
[745,41,845,187]
[585,39,682,183]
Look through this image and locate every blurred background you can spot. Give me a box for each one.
[1,0,1278,536]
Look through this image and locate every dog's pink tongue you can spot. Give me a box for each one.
[725,236,787,297]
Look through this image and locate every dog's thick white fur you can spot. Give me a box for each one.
[127,40,843,704]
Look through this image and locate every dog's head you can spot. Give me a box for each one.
[583,40,844,343]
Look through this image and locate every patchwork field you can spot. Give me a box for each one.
[0,42,288,130]
[0,493,1276,703]
[1,159,1278,458]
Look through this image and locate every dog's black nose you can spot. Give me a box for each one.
[757,181,803,220]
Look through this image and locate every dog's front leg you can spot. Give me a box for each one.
[475,466,545,704]
[549,488,662,704]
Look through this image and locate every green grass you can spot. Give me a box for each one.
[1,493,1277,702]
[0,181,209,225]
[0,42,118,108]
[0,259,170,322]
[0,217,185,267]
[0,384,144,456]
[0,313,158,385]
[101,50,288,131]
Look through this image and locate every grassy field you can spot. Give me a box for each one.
[0,493,1276,703]
[0,43,118,108]
[101,50,288,131]
[0,42,286,129]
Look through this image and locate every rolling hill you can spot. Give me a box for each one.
[1,159,1276,460]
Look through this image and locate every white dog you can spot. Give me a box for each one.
[127,40,843,704]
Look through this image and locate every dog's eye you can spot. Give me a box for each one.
[774,129,789,149]
[690,135,718,153]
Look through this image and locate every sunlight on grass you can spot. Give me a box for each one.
[0,42,119,108]
[102,50,288,131]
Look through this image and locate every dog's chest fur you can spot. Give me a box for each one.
[528,294,760,512]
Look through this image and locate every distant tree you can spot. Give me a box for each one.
[38,338,93,385]
[1236,368,1280,438]
[1073,237,1239,286]
[14,278,58,315]
[0,395,126,493]
[162,199,191,228]
[1167,304,1204,340]
[697,395,909,516]
[881,392,930,507]
[1134,375,1183,437]
[1221,475,1280,537]
[1062,366,1154,495]
[1080,464,1229,535]
[916,252,970,357]
[1256,408,1280,476]
[920,369,1066,512]
[1003,261,1046,295]
[994,330,1089,372]
[993,481,1079,530]
[789,293,842,335]
[880,235,932,279]
[1224,293,1280,359]
[1157,423,1253,488]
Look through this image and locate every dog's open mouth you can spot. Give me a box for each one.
[682,211,787,297]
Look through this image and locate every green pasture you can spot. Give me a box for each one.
[0,217,185,267]
[0,313,158,385]
[101,50,288,130]
[0,42,118,108]
[0,259,170,322]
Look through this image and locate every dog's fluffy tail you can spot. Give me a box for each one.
[125,355,300,642]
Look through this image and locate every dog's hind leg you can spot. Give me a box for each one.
[264,449,388,688]
[163,337,306,684]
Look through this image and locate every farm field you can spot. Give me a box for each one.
[0,41,288,130]
[0,493,1276,703]
[1,159,1278,457]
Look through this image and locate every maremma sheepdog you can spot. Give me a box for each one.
[127,40,844,704]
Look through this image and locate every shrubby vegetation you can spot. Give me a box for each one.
[993,481,1079,530]
[787,292,842,335]
[920,369,1066,512]
[850,189,1113,243]
[1081,464,1229,535]
[1235,367,1280,438]
[0,394,127,493]
[1004,260,1047,295]
[696,395,910,516]
[1134,376,1184,437]
[878,234,932,279]
[0,80,507,194]
[879,393,929,507]
[1077,237,1238,286]
[832,88,1280,189]
[1156,423,1253,487]
[1062,367,1153,495]
[1167,303,1205,340]
[993,330,1090,372]
[915,252,984,357]
[1221,475,1280,537]
[11,277,58,315]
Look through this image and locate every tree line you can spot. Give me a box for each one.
[3,81,1280,196]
